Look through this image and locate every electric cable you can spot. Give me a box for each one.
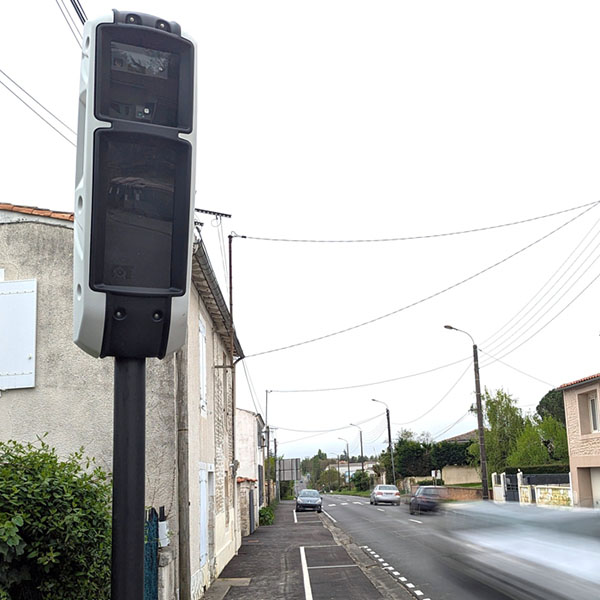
[246,203,597,358]
[70,0,87,24]
[240,361,264,416]
[0,77,76,147]
[433,411,472,440]
[0,67,77,135]
[234,201,599,243]
[273,411,384,433]
[54,0,83,48]
[478,349,554,387]
[391,362,473,427]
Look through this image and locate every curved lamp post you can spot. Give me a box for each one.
[372,399,396,486]
[350,423,364,472]
[444,325,489,500]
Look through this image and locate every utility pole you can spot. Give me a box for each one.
[444,325,490,500]
[338,437,350,487]
[372,399,395,486]
[274,437,279,501]
[265,390,271,505]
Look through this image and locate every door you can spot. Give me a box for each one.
[590,468,600,509]
[249,489,255,534]
[199,469,209,567]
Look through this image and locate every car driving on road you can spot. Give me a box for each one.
[370,484,401,505]
[296,488,322,512]
[409,485,444,514]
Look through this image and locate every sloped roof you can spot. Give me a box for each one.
[558,373,600,390]
[0,202,74,222]
[0,203,243,358]
[440,429,478,444]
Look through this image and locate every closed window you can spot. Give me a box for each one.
[591,396,599,432]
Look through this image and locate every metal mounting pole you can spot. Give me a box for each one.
[112,357,146,600]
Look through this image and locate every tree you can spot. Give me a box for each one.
[351,470,371,491]
[536,389,566,425]
[0,439,111,599]
[468,388,525,475]
[431,441,470,470]
[507,416,568,466]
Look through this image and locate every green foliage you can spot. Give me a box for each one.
[468,388,524,475]
[395,437,431,477]
[317,468,340,491]
[431,441,470,469]
[416,479,445,486]
[0,439,111,599]
[279,480,295,500]
[507,416,568,467]
[536,389,565,425]
[259,505,275,526]
[351,470,371,492]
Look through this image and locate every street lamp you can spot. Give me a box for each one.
[338,437,351,487]
[265,390,272,504]
[444,325,489,500]
[350,423,364,472]
[372,399,396,486]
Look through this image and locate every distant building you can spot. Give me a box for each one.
[440,429,478,444]
[558,373,600,508]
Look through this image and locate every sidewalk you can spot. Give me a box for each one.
[204,500,411,600]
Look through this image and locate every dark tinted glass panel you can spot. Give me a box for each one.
[106,41,180,126]
[93,135,176,290]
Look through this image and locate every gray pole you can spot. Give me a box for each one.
[473,344,490,500]
[265,390,270,505]
[444,325,489,500]
[347,442,351,485]
[386,408,396,486]
[112,357,146,600]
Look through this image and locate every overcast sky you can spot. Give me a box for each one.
[4,1,600,460]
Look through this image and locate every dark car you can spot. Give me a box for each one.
[409,485,444,514]
[296,489,322,512]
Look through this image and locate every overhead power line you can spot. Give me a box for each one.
[235,201,600,244]
[246,202,599,358]
[0,71,76,148]
[70,0,87,24]
[478,349,554,387]
[54,0,83,48]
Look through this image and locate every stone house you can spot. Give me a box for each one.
[558,373,600,508]
[0,203,246,599]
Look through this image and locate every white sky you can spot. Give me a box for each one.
[4,1,600,460]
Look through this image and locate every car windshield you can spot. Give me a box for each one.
[379,485,397,491]
[299,490,320,497]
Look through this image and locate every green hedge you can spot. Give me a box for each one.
[259,505,275,526]
[504,464,570,474]
[0,439,111,599]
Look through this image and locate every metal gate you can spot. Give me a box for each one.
[505,473,519,502]
[249,488,256,534]
[144,508,158,600]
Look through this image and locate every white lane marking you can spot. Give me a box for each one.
[353,501,362,505]
[341,502,349,506]
[373,554,380,558]
[328,503,336,507]
[392,571,400,576]
[377,508,385,512]
[399,577,407,582]
[362,502,370,505]
[303,544,339,549]
[322,510,337,523]
[406,583,415,589]
[293,510,298,524]
[377,558,384,563]
[409,518,423,524]
[384,566,394,571]
[299,547,313,600]
[307,564,359,570]
[415,592,424,597]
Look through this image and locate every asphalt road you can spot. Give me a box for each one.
[322,494,512,600]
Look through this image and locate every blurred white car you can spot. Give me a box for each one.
[430,502,600,600]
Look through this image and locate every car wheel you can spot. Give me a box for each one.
[369,499,373,504]
[317,508,322,513]
[374,500,378,505]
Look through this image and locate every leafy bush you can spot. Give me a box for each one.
[259,505,275,526]
[416,479,444,486]
[0,439,111,599]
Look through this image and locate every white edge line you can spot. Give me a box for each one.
[322,510,337,523]
[293,510,298,524]
[300,547,313,600]
[409,518,423,524]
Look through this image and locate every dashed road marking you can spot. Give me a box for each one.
[414,591,424,597]
[341,502,349,506]
[328,503,336,507]
[377,508,385,512]
[406,583,415,588]
[353,501,362,505]
[409,518,423,524]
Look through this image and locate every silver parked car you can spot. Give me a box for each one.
[296,489,323,512]
[370,484,401,505]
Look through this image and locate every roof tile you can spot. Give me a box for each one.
[0,202,74,222]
